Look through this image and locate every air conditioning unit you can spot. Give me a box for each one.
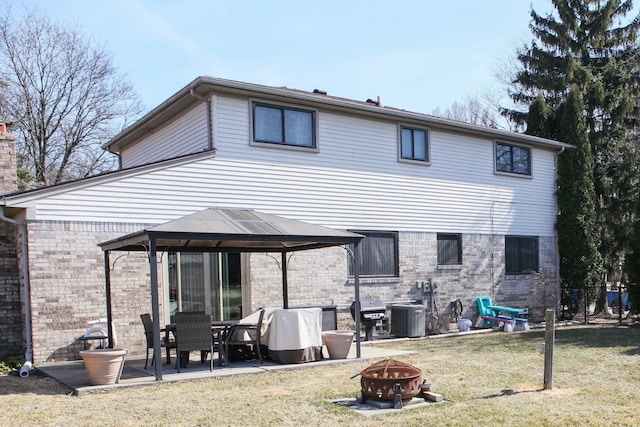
[390,304,426,338]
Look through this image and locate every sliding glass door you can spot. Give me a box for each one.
[164,252,243,324]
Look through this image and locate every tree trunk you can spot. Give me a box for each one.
[593,284,609,316]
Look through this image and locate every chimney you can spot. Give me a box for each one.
[0,123,18,194]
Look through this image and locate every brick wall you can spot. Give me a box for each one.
[0,129,21,356]
[25,222,559,362]
[0,220,21,356]
[249,232,559,330]
[26,221,153,363]
[0,128,17,193]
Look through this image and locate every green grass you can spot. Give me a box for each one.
[1,324,639,426]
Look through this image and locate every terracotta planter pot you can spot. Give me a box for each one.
[322,330,354,359]
[80,348,127,385]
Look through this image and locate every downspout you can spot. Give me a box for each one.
[490,201,495,299]
[553,146,566,316]
[190,89,215,151]
[115,152,122,170]
[0,207,32,377]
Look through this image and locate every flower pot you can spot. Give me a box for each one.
[80,348,127,385]
[458,318,472,332]
[322,330,354,359]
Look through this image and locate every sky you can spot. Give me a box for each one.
[6,0,559,117]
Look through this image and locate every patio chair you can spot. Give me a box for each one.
[226,309,266,362]
[476,296,503,327]
[476,296,528,330]
[140,313,177,369]
[173,311,212,363]
[175,312,214,372]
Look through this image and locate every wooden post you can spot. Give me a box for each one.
[543,308,555,390]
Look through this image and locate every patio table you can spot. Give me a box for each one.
[165,320,237,367]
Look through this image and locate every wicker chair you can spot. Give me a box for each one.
[225,309,266,362]
[175,312,214,372]
[140,313,177,369]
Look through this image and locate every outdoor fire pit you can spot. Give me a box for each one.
[359,358,423,408]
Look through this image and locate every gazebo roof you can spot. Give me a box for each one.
[99,208,364,253]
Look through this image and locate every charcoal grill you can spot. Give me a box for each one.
[359,358,423,408]
[350,300,386,341]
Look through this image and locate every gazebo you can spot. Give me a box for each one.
[98,208,365,380]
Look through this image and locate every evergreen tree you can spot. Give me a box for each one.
[623,138,640,313]
[554,88,602,318]
[508,0,640,307]
[626,214,640,314]
[525,90,602,320]
[525,95,553,139]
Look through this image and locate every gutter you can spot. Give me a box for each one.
[0,206,33,377]
[190,88,215,151]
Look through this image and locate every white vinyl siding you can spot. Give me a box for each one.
[10,94,559,237]
[20,154,556,236]
[120,102,209,168]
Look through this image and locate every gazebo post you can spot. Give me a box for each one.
[282,251,288,309]
[354,241,361,358]
[104,251,114,348]
[149,238,163,381]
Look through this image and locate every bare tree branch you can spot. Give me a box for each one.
[0,6,143,188]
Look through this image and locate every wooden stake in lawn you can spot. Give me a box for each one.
[543,309,555,390]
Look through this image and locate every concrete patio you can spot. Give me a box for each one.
[37,342,416,396]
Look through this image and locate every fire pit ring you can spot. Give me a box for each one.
[359,358,423,402]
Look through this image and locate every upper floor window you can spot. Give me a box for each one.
[505,235,539,274]
[495,142,531,175]
[253,102,316,148]
[400,126,429,162]
[348,230,399,277]
[437,233,462,265]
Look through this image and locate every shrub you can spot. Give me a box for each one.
[0,355,26,375]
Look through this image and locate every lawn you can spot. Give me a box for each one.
[1,323,639,426]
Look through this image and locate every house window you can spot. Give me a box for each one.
[505,236,539,274]
[348,231,399,277]
[437,233,462,265]
[400,126,429,162]
[495,142,531,175]
[253,102,315,148]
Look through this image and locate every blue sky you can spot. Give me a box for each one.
[10,1,558,116]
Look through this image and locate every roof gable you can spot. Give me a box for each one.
[104,76,572,154]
